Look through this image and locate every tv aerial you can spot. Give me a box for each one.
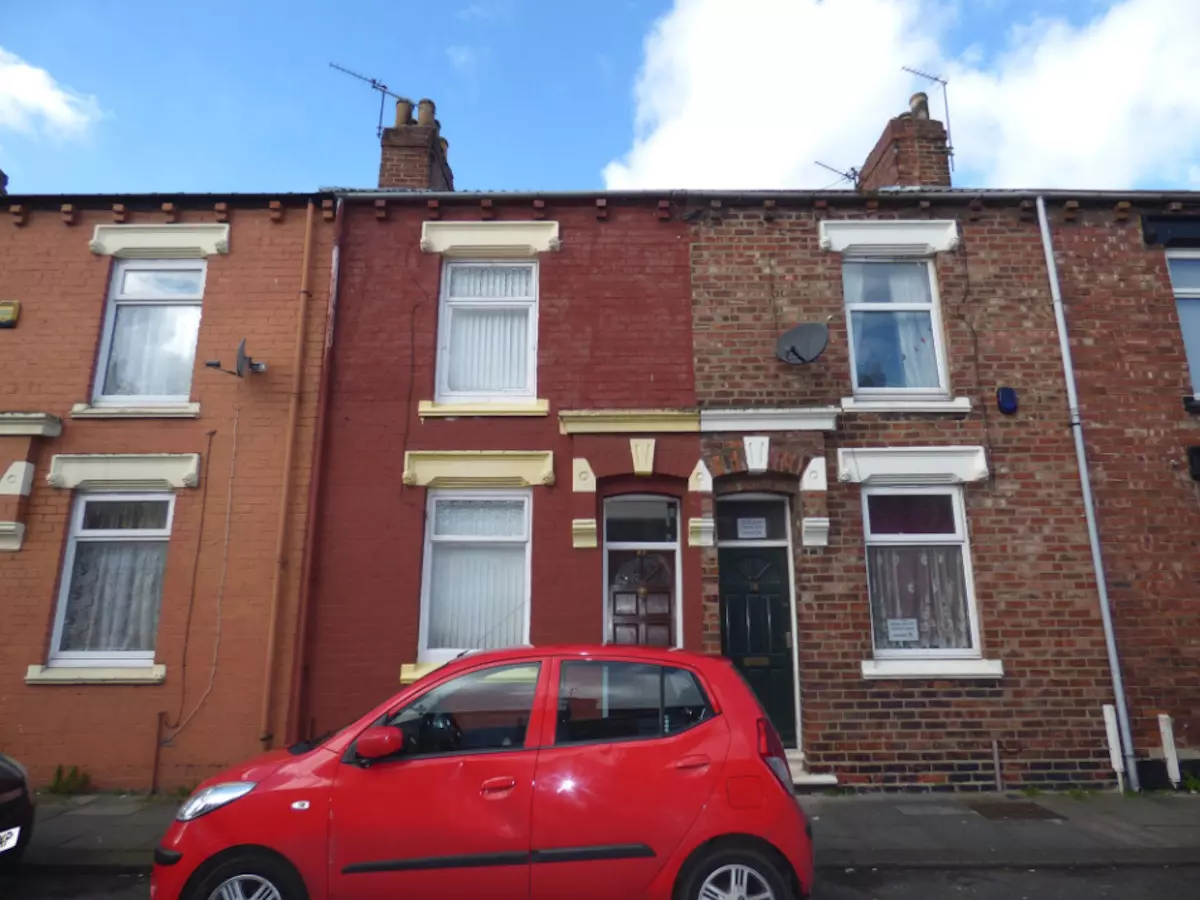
[776,323,829,365]
[206,339,266,377]
[902,65,954,171]
[330,61,409,137]
[814,160,859,188]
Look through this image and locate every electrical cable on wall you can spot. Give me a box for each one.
[166,405,241,742]
[165,429,216,731]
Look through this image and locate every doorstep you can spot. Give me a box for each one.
[787,750,838,787]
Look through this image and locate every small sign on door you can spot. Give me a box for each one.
[736,517,768,540]
[886,618,919,642]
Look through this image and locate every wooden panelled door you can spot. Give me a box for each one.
[718,546,795,744]
[608,550,674,646]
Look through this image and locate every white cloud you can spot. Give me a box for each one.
[605,0,1200,190]
[0,48,99,140]
[446,44,487,76]
[457,1,508,21]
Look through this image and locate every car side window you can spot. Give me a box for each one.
[555,661,713,745]
[385,663,540,757]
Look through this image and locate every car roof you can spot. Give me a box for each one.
[441,644,721,670]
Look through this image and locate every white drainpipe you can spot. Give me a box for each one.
[1036,196,1140,791]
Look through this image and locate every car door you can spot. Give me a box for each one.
[529,656,729,900]
[328,660,546,900]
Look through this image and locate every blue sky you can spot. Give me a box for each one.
[2,0,1198,194]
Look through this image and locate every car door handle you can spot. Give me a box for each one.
[480,776,517,794]
[675,754,711,770]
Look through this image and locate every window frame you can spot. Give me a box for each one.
[1166,249,1200,395]
[552,659,715,748]
[860,485,981,660]
[601,494,683,649]
[434,259,539,405]
[843,257,950,397]
[92,258,207,407]
[418,489,533,665]
[49,492,176,668]
[371,661,544,762]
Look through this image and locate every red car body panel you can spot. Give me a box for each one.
[150,646,813,900]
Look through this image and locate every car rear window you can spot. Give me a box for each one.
[555,660,713,745]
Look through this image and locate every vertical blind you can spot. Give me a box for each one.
[427,496,528,652]
[443,264,535,396]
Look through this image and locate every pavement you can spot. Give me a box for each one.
[14,790,1200,873]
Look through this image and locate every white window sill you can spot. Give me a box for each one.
[419,399,549,418]
[25,664,166,685]
[861,658,1003,681]
[72,402,201,419]
[841,396,972,414]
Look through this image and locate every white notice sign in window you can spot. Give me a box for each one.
[886,618,919,643]
[736,518,768,540]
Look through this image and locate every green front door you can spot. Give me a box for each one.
[718,546,796,746]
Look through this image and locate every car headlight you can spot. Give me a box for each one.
[176,782,256,822]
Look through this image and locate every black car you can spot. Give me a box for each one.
[0,752,34,869]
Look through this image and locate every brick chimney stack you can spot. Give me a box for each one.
[0,169,8,196]
[858,92,951,191]
[378,98,454,190]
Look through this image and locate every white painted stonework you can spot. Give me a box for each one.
[688,460,713,493]
[800,517,830,547]
[836,446,988,485]
[0,412,62,437]
[0,461,35,496]
[700,407,839,432]
[420,220,561,257]
[688,517,715,547]
[0,522,25,552]
[90,223,230,258]
[819,219,959,257]
[743,436,769,474]
[630,439,655,476]
[800,457,827,492]
[840,396,972,414]
[48,453,202,491]
[572,458,596,492]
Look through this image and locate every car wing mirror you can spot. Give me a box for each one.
[356,725,404,762]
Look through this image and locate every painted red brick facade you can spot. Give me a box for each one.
[0,197,333,790]
[298,200,700,736]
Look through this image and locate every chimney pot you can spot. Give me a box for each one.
[909,92,930,120]
[395,98,413,127]
[439,137,449,158]
[417,99,436,127]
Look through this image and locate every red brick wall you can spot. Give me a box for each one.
[690,203,1115,788]
[1053,206,1200,752]
[300,200,696,736]
[859,117,952,191]
[0,201,332,789]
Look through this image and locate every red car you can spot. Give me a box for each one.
[151,646,813,900]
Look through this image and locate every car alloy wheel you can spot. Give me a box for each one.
[698,862,776,900]
[206,874,283,900]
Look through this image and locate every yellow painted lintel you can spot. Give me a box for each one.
[558,409,700,435]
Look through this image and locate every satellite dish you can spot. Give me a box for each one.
[775,322,829,365]
[205,338,267,377]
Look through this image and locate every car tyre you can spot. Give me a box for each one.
[676,843,794,900]
[184,850,307,900]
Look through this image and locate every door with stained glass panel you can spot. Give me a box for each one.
[603,497,679,647]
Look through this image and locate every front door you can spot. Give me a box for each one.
[608,550,674,646]
[718,546,796,745]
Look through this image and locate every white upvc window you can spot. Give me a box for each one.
[419,490,532,664]
[1167,251,1200,395]
[861,486,981,659]
[435,261,538,404]
[50,493,175,667]
[844,259,949,396]
[94,259,205,406]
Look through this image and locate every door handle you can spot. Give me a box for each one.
[675,754,711,770]
[480,776,517,793]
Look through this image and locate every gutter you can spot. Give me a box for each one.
[333,187,1200,204]
[1036,195,1140,790]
